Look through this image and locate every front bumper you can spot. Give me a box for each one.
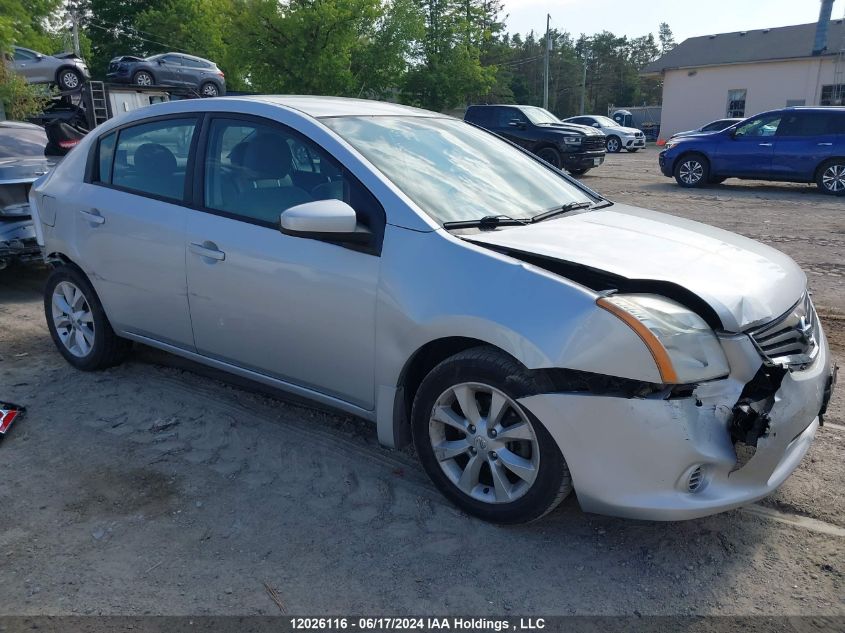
[519,329,832,521]
[658,150,674,176]
[623,136,646,149]
[562,150,606,171]
[0,218,40,267]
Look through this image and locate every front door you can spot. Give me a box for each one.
[185,116,382,409]
[72,116,199,348]
[494,107,534,149]
[155,55,183,85]
[711,113,782,178]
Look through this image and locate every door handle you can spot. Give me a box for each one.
[818,142,833,146]
[758,143,773,147]
[79,208,105,225]
[189,242,225,261]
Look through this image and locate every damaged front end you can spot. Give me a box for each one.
[0,183,41,270]
[517,313,834,521]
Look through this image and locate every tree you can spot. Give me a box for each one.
[658,22,675,55]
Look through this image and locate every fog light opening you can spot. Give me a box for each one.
[687,465,706,493]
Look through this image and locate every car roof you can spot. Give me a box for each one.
[239,95,438,118]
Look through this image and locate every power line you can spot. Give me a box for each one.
[86,19,188,54]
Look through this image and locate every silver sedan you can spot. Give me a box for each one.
[29,96,835,523]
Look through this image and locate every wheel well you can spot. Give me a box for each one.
[815,157,845,180]
[55,65,80,81]
[674,151,709,171]
[46,252,82,272]
[392,337,491,447]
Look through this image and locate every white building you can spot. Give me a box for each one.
[643,1,845,140]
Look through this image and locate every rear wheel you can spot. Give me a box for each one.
[674,153,709,188]
[411,347,572,524]
[200,82,219,97]
[57,68,82,90]
[606,136,621,153]
[133,71,154,86]
[536,147,562,169]
[817,160,845,195]
[44,266,131,371]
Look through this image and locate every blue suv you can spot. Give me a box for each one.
[659,107,845,195]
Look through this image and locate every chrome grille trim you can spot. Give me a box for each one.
[748,292,820,368]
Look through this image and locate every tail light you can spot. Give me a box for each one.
[58,139,80,149]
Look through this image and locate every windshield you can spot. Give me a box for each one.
[594,116,618,127]
[322,116,594,225]
[521,107,561,125]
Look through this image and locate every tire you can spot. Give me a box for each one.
[606,136,622,153]
[536,147,562,169]
[133,71,154,86]
[568,168,589,176]
[816,159,845,196]
[57,68,82,91]
[674,153,709,188]
[625,148,639,153]
[200,82,219,97]
[44,266,131,371]
[411,346,572,524]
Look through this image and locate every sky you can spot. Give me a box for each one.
[501,0,843,43]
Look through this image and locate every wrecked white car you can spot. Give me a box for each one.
[29,97,836,523]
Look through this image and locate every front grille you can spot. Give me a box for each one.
[749,292,820,368]
[582,137,606,151]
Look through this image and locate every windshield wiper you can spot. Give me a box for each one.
[442,214,529,230]
[530,201,593,223]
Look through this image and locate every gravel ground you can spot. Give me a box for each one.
[0,149,842,616]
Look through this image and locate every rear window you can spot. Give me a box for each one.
[778,112,845,136]
[464,107,496,126]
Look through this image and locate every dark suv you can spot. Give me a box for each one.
[465,104,606,175]
[659,107,845,195]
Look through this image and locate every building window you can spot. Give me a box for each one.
[727,89,747,117]
[820,84,845,106]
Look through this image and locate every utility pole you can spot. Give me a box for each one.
[542,14,551,109]
[579,52,589,114]
[70,10,81,57]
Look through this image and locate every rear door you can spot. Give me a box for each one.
[72,115,199,348]
[710,113,781,178]
[772,111,837,181]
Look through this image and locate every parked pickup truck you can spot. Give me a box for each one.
[465,104,606,175]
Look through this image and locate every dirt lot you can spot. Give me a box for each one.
[0,149,843,616]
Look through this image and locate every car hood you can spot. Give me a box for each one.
[467,204,805,332]
[609,126,641,135]
[0,157,55,183]
[539,123,604,136]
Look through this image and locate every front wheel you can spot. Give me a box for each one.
[411,347,572,524]
[568,168,589,176]
[133,71,154,86]
[817,160,845,195]
[57,68,82,90]
[44,266,131,371]
[536,147,562,169]
[606,136,621,153]
[674,154,709,188]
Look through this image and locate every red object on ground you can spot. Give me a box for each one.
[0,403,25,435]
[656,139,666,147]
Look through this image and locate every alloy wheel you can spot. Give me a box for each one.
[679,159,704,185]
[822,164,845,193]
[135,73,152,86]
[51,281,95,358]
[606,138,620,152]
[201,83,219,97]
[61,71,79,89]
[428,382,540,504]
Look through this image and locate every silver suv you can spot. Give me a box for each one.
[6,46,90,91]
[29,97,834,524]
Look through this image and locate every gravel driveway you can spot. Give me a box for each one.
[0,149,842,616]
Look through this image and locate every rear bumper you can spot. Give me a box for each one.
[519,330,832,521]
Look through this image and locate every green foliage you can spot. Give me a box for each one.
[0,61,50,119]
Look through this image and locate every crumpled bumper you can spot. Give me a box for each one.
[518,329,832,521]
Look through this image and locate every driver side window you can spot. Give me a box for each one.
[735,115,782,138]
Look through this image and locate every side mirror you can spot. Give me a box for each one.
[35,54,44,61]
[280,199,371,244]
[592,122,600,128]
[508,118,526,129]
[157,59,166,65]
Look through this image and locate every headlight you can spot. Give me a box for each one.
[664,140,679,150]
[597,294,729,384]
[562,137,582,145]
